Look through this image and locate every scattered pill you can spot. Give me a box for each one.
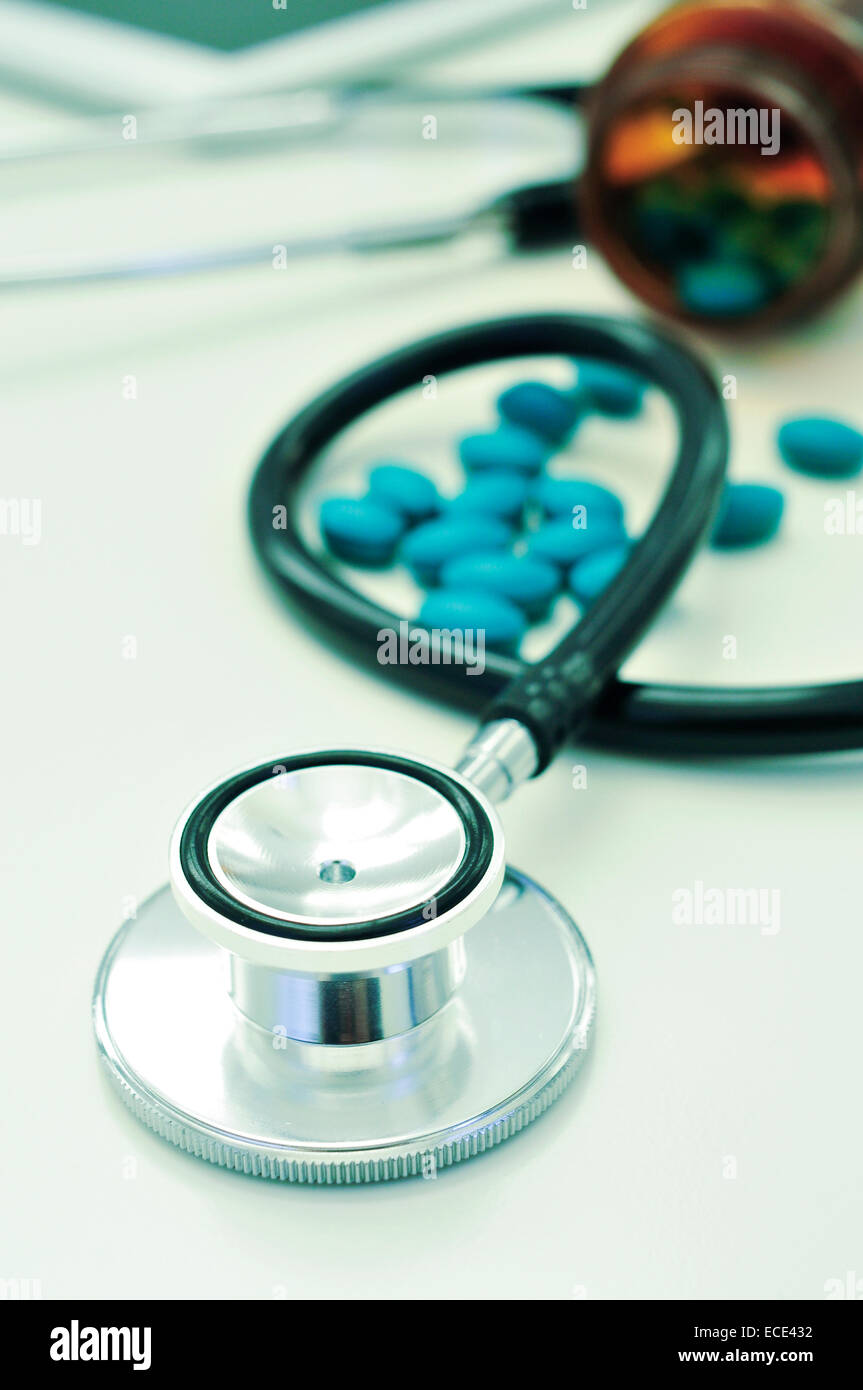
[497,380,581,445]
[568,544,630,605]
[710,483,784,549]
[459,425,548,475]
[368,464,439,521]
[445,474,529,523]
[440,552,560,618]
[536,476,625,527]
[319,496,405,567]
[527,516,627,569]
[777,416,863,479]
[401,516,512,584]
[418,590,526,653]
[574,361,645,417]
[675,258,770,317]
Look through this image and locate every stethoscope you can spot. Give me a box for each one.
[93,310,863,1183]
[1,119,582,291]
[94,312,738,1184]
[1,6,587,291]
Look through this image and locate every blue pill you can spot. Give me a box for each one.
[574,361,645,417]
[445,474,529,523]
[710,483,784,549]
[777,416,863,479]
[401,516,511,583]
[418,590,526,653]
[568,544,630,605]
[368,464,439,521]
[527,516,627,569]
[440,552,560,618]
[676,259,770,317]
[497,381,581,445]
[319,496,404,566]
[459,425,548,475]
[536,476,624,526]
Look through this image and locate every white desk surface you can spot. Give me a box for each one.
[2,1,862,1301]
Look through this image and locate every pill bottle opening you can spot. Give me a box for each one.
[582,0,863,334]
[593,85,834,324]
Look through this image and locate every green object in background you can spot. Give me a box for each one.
[49,0,395,52]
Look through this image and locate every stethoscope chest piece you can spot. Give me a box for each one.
[93,749,595,1183]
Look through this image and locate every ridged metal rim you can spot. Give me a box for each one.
[96,1040,591,1185]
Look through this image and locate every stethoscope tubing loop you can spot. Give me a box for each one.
[248,312,863,760]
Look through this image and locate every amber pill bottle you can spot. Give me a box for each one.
[581,1,863,332]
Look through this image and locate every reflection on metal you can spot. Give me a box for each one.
[94,869,595,1183]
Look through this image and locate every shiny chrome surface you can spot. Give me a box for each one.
[170,751,505,976]
[229,938,465,1045]
[93,869,595,1183]
[207,764,466,928]
[456,719,539,803]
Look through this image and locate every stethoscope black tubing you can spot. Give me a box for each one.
[248,313,863,759]
[480,315,728,766]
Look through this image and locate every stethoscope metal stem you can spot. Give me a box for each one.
[0,208,489,292]
[229,936,466,1046]
[455,719,539,804]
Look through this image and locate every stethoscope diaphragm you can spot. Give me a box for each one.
[93,748,596,1182]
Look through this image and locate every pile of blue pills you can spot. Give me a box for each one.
[318,359,863,655]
